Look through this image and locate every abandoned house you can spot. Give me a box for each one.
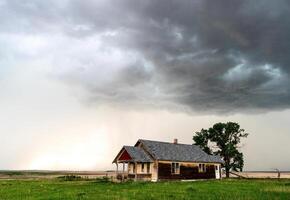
[113,139,224,181]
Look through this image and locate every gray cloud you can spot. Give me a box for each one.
[1,0,290,113]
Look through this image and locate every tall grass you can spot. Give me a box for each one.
[0,179,289,200]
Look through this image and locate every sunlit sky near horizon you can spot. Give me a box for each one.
[1,0,290,171]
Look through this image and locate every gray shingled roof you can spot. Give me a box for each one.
[122,146,153,162]
[137,139,223,163]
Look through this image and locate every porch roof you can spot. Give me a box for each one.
[113,146,153,163]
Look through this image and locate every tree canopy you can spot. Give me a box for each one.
[193,122,249,178]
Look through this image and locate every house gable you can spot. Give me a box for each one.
[118,149,132,161]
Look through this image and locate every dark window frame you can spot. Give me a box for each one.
[133,163,135,173]
[147,163,150,173]
[171,162,180,174]
[199,163,206,173]
[141,163,145,172]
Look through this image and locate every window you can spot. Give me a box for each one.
[147,163,150,173]
[171,162,180,174]
[199,164,206,173]
[141,163,145,172]
[199,164,202,172]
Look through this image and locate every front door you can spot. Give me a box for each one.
[215,165,220,179]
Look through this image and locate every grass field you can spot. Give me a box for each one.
[0,179,289,200]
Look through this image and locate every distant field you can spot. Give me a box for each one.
[0,179,289,200]
[233,171,290,179]
[0,170,114,180]
[1,170,290,180]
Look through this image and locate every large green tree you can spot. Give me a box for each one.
[193,122,249,178]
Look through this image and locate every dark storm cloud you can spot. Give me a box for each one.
[1,0,290,113]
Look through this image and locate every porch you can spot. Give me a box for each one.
[114,162,152,181]
[112,145,154,181]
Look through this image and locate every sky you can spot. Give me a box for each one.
[0,0,290,171]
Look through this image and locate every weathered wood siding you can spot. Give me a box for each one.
[135,163,152,174]
[158,162,216,180]
[151,161,158,181]
[128,174,152,181]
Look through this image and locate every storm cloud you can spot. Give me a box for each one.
[1,0,290,113]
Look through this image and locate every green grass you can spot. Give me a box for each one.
[0,179,289,200]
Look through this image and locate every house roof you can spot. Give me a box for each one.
[113,146,153,163]
[136,139,223,164]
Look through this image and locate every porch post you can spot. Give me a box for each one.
[115,162,118,180]
[122,162,125,182]
[134,162,137,181]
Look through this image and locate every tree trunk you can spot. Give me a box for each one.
[226,169,230,178]
[225,157,230,178]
